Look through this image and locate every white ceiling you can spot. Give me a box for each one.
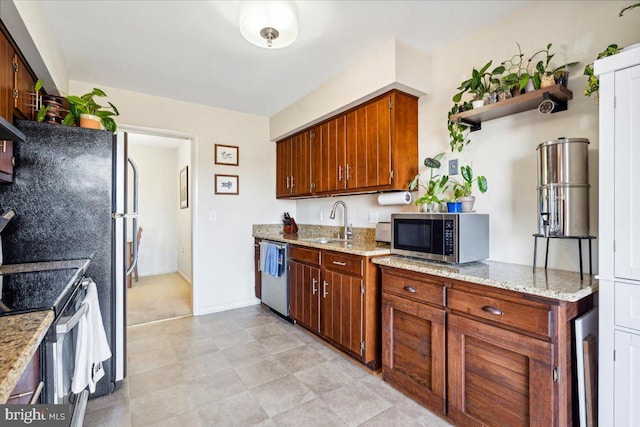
[39,1,530,117]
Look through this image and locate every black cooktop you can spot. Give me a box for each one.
[0,268,82,317]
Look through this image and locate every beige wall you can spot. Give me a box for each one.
[294,1,640,272]
[127,143,179,277]
[69,80,295,315]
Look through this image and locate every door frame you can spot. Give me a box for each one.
[119,123,199,315]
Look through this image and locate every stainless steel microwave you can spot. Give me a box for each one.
[391,213,489,263]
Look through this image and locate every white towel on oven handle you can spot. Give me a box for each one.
[71,280,112,394]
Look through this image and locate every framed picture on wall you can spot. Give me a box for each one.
[215,174,239,195]
[180,166,189,208]
[215,144,239,166]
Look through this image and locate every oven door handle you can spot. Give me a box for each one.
[56,303,88,335]
[69,389,89,427]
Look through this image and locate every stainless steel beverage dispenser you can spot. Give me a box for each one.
[537,138,590,237]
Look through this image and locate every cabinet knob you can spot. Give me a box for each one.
[481,305,503,316]
[403,286,417,293]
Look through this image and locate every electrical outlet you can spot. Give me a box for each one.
[449,159,459,175]
[368,212,379,224]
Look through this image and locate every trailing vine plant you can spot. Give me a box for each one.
[448,104,470,153]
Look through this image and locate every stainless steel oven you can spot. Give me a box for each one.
[43,277,91,427]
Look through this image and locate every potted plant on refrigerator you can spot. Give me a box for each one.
[35,81,120,132]
[452,164,488,212]
[409,152,449,212]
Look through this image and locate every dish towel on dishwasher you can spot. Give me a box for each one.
[264,243,283,277]
[71,280,112,394]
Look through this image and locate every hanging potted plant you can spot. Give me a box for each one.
[409,153,449,212]
[452,165,488,212]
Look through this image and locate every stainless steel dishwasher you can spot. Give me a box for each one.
[259,240,289,317]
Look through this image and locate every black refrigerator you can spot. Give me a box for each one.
[0,120,133,397]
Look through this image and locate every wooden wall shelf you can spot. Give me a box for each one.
[450,84,573,131]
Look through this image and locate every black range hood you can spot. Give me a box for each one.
[0,116,26,142]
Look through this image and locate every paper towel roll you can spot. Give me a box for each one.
[377,191,412,206]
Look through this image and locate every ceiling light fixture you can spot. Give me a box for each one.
[239,1,298,49]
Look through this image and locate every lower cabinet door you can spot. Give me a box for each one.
[614,330,640,426]
[322,270,363,357]
[289,260,321,333]
[382,292,446,414]
[447,314,554,427]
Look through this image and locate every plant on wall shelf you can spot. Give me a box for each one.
[526,43,578,90]
[452,60,505,105]
[409,152,449,211]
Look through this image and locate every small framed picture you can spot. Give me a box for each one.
[179,166,189,208]
[215,174,239,195]
[215,144,239,166]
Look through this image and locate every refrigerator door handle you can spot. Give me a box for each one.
[126,157,140,276]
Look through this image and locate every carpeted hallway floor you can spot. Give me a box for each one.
[127,272,192,326]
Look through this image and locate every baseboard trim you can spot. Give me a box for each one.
[197,299,261,316]
[177,270,192,286]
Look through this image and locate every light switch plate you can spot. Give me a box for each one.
[449,159,459,175]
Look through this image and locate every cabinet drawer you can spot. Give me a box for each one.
[290,246,321,266]
[447,288,551,338]
[324,251,363,276]
[382,270,445,307]
[615,281,640,331]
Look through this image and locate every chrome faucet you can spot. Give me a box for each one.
[329,200,353,240]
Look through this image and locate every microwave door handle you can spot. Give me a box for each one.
[126,157,140,276]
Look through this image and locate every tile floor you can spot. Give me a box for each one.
[85,304,453,426]
[127,272,192,325]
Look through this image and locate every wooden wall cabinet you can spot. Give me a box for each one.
[289,244,381,369]
[276,131,313,197]
[276,89,418,199]
[380,266,592,426]
[0,22,38,184]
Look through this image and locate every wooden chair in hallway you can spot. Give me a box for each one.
[127,227,143,288]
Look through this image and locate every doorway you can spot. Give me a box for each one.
[124,130,194,325]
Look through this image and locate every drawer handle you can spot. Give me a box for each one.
[482,306,503,316]
[403,286,417,293]
[332,261,347,266]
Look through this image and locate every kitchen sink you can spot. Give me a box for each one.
[303,237,352,245]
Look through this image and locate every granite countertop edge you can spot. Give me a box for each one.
[373,256,598,302]
[252,232,391,257]
[0,258,90,275]
[0,311,54,403]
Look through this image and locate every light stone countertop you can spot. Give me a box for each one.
[253,224,391,257]
[0,310,54,403]
[373,256,598,302]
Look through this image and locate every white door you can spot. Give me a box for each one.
[614,64,640,281]
[614,330,640,426]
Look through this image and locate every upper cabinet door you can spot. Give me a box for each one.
[276,139,292,198]
[13,54,35,121]
[291,131,312,196]
[346,96,392,190]
[314,117,346,194]
[614,64,640,281]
